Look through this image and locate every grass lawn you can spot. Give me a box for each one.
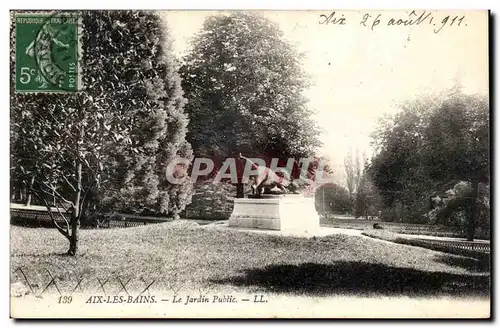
[10,221,490,298]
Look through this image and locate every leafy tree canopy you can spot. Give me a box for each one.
[181,12,321,164]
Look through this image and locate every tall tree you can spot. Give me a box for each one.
[180,12,321,164]
[344,148,363,200]
[354,170,382,219]
[94,11,194,217]
[10,11,193,255]
[369,90,489,238]
[369,95,441,221]
[422,93,489,240]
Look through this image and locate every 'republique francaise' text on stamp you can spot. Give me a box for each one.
[14,12,81,92]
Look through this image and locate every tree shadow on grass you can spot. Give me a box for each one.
[433,254,490,273]
[211,261,490,297]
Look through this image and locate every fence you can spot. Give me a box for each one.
[412,238,490,253]
[394,237,490,259]
[92,213,170,228]
[183,209,232,221]
[10,203,170,229]
[10,204,71,227]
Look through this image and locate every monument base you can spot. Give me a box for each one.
[228,194,320,233]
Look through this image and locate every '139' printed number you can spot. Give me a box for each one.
[58,296,73,304]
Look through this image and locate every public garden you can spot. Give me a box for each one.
[10,10,490,304]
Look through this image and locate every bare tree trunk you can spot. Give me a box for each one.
[21,183,26,203]
[466,180,479,242]
[69,121,84,256]
[26,176,35,206]
[68,106,86,256]
[68,216,79,255]
[68,160,82,256]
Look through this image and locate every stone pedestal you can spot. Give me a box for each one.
[228,194,320,233]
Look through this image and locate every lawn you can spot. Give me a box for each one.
[10,221,490,298]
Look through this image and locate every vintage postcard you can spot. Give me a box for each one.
[9,9,490,319]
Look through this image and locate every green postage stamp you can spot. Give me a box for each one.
[14,12,81,92]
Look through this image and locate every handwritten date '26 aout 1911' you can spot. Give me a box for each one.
[319,10,467,34]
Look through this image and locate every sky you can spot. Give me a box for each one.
[161,10,489,185]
